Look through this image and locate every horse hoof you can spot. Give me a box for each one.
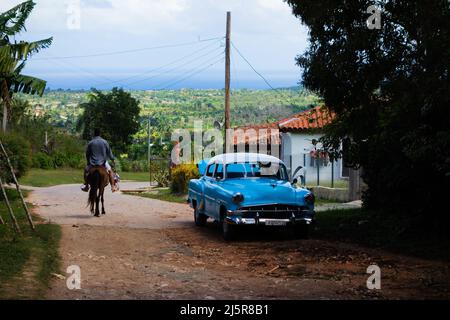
[94,214,100,217]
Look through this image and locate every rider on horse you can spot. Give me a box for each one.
[81,128,118,193]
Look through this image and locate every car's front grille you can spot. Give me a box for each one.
[237,204,308,219]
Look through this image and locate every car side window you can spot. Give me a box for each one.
[206,164,215,177]
[214,164,224,179]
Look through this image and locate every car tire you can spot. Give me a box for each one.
[294,223,310,239]
[194,205,207,227]
[222,219,236,241]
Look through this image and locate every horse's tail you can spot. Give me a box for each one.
[88,169,100,208]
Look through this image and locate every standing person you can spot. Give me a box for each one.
[81,128,118,192]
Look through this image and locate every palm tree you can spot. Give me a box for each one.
[0,0,52,132]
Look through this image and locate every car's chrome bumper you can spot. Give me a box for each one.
[225,209,314,226]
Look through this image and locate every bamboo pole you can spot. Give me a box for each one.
[0,139,34,230]
[0,176,21,234]
[0,207,4,225]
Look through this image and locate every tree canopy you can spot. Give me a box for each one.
[286,0,450,227]
[0,0,52,132]
[78,88,141,154]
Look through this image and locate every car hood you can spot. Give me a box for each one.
[220,178,308,207]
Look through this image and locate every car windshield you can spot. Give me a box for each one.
[225,162,288,181]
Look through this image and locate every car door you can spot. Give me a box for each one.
[203,164,216,216]
[209,164,224,219]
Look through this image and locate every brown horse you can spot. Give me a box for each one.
[87,166,110,217]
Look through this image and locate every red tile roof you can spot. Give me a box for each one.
[232,127,281,145]
[277,106,335,132]
[232,106,334,145]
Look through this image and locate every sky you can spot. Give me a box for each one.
[1,0,310,90]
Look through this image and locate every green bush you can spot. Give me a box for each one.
[51,152,67,168]
[150,161,170,187]
[0,188,20,201]
[119,159,130,172]
[32,152,54,169]
[26,133,85,170]
[170,164,199,194]
[0,133,32,182]
[119,159,147,172]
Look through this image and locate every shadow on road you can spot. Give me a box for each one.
[192,220,303,243]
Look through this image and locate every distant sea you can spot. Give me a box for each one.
[40,74,301,91]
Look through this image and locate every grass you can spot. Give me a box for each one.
[315,198,347,206]
[306,179,349,189]
[20,169,83,187]
[20,168,150,187]
[124,187,187,204]
[313,208,450,261]
[119,171,150,182]
[0,189,61,299]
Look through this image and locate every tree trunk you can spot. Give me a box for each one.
[1,80,11,133]
[2,102,7,133]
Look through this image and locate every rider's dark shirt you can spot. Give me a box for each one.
[86,136,115,166]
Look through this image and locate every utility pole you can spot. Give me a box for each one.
[224,11,231,152]
[148,115,152,187]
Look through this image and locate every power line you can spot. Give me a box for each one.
[231,41,277,90]
[42,57,116,85]
[231,41,298,106]
[153,52,224,89]
[94,39,223,88]
[34,37,224,61]
[158,57,225,90]
[123,46,224,88]
[156,55,225,90]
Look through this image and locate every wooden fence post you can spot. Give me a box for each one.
[0,207,4,225]
[0,176,21,234]
[0,139,34,230]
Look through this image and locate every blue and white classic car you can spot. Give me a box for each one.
[188,153,315,240]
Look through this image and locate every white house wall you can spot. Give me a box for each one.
[281,132,343,185]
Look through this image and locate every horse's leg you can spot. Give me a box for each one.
[89,188,95,214]
[95,189,101,217]
[101,187,106,215]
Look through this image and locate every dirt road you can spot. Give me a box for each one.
[29,183,450,300]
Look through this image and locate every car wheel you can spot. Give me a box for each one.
[222,219,236,241]
[194,204,207,227]
[294,223,310,239]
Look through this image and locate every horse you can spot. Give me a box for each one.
[87,166,110,217]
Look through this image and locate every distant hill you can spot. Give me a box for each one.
[19,88,321,132]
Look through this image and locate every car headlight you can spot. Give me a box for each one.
[304,193,315,205]
[232,193,244,204]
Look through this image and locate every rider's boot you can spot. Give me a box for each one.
[109,170,117,192]
[81,169,90,192]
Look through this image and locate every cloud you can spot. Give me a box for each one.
[81,0,113,9]
[1,0,309,88]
